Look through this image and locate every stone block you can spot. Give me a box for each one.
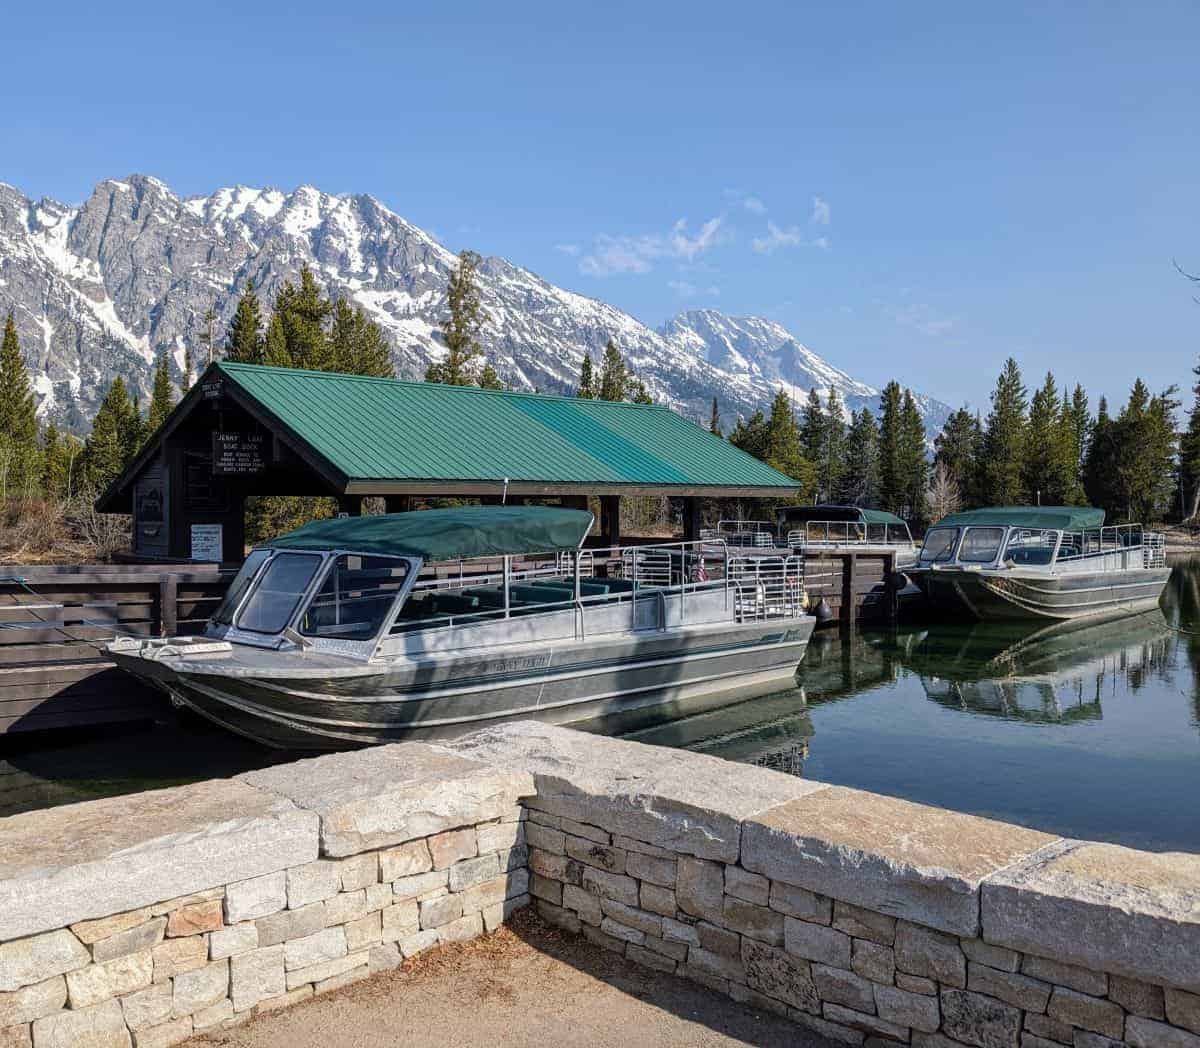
[851,940,894,986]
[438,914,483,944]
[120,981,172,1031]
[225,871,287,924]
[323,890,368,928]
[240,742,533,857]
[92,918,168,965]
[524,822,565,855]
[66,950,152,1009]
[70,909,154,946]
[166,901,222,939]
[1072,1034,1125,1048]
[599,900,660,937]
[895,921,966,988]
[31,998,129,1048]
[960,939,1019,972]
[460,874,510,913]
[428,828,477,870]
[230,945,285,1012]
[536,901,581,935]
[364,883,393,913]
[528,850,582,885]
[677,858,724,922]
[398,930,440,958]
[744,787,1056,938]
[627,853,676,889]
[419,894,463,931]
[477,821,524,855]
[1111,975,1164,1020]
[784,917,851,968]
[190,999,233,1032]
[642,935,688,962]
[284,927,347,972]
[380,901,419,942]
[966,962,1050,1013]
[687,947,744,983]
[565,838,625,875]
[581,868,638,907]
[0,1025,30,1048]
[151,937,207,983]
[626,944,675,973]
[338,853,379,892]
[821,1002,908,1041]
[252,985,311,1015]
[661,917,700,946]
[1168,988,1200,1034]
[895,972,936,995]
[557,816,609,844]
[314,965,369,995]
[722,898,783,946]
[149,889,224,919]
[344,912,383,952]
[448,854,500,893]
[725,866,769,906]
[770,882,832,924]
[697,922,740,957]
[939,988,1021,1048]
[1126,1016,1200,1047]
[390,870,448,900]
[1023,1011,1075,1043]
[530,874,561,905]
[793,1012,864,1045]
[833,901,896,946]
[171,959,228,1017]
[0,930,90,993]
[1046,987,1124,1040]
[0,976,66,1027]
[640,883,676,918]
[286,860,342,909]
[368,943,402,972]
[599,918,644,946]
[254,902,325,949]
[284,950,369,991]
[448,721,824,862]
[379,841,432,881]
[583,924,627,954]
[813,963,875,1012]
[874,983,940,1032]
[982,839,1200,992]
[0,780,316,943]
[1020,955,1107,996]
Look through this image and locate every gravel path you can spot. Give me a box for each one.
[191,910,836,1048]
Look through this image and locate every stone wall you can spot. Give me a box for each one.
[0,746,532,1047]
[2,721,1199,1048]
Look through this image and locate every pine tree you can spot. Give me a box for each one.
[263,314,289,368]
[180,347,194,396]
[197,307,219,366]
[630,378,653,404]
[841,407,879,506]
[0,312,40,499]
[147,352,174,435]
[1023,372,1065,504]
[478,363,504,390]
[577,353,595,398]
[709,397,721,436]
[763,389,815,492]
[934,407,979,505]
[41,424,83,501]
[224,281,265,363]
[899,390,928,520]
[597,339,628,402]
[821,389,845,505]
[1056,391,1086,505]
[1084,396,1115,512]
[981,358,1028,505]
[729,410,769,461]
[328,298,393,377]
[799,389,825,467]
[877,381,905,513]
[1102,380,1179,522]
[1180,358,1200,520]
[82,378,140,491]
[284,267,334,370]
[427,250,487,385]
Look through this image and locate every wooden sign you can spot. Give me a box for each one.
[212,432,266,475]
[201,378,223,401]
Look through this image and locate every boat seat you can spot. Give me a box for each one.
[1008,549,1054,566]
[431,592,482,614]
[509,584,575,606]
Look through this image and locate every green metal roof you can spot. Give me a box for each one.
[216,362,798,491]
[777,504,907,526]
[933,506,1106,532]
[270,506,593,561]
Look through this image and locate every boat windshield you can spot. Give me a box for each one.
[299,554,411,641]
[919,527,959,564]
[212,549,271,626]
[1003,528,1059,566]
[958,527,1007,564]
[235,552,323,634]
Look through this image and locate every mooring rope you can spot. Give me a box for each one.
[0,574,146,651]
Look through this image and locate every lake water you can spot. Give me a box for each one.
[3,560,1199,852]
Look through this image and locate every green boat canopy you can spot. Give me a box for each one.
[269,506,595,562]
[932,506,1106,532]
[776,505,908,526]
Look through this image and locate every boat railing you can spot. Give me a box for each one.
[700,520,777,549]
[1051,524,1165,572]
[728,553,805,621]
[787,521,916,551]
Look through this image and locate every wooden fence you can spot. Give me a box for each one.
[0,565,231,736]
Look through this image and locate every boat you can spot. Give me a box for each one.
[776,505,918,560]
[106,506,815,749]
[906,506,1170,622]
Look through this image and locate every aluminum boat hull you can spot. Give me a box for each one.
[111,617,814,749]
[910,565,1170,622]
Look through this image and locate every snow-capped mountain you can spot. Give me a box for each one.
[0,174,951,438]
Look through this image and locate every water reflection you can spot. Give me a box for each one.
[628,560,1200,851]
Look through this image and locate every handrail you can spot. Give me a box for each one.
[789,521,915,549]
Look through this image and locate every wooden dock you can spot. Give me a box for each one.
[0,565,230,736]
[801,548,907,625]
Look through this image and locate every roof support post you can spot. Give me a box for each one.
[601,495,621,549]
[337,495,362,517]
[384,495,412,514]
[683,497,703,541]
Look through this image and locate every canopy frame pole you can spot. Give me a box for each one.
[573,549,585,641]
[503,555,511,618]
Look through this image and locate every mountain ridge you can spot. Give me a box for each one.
[0,174,951,439]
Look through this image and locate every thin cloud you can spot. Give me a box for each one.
[743,196,767,214]
[752,222,805,254]
[810,196,831,225]
[554,243,581,256]
[579,216,723,276]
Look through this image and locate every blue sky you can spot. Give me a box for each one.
[4,1,1198,410]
